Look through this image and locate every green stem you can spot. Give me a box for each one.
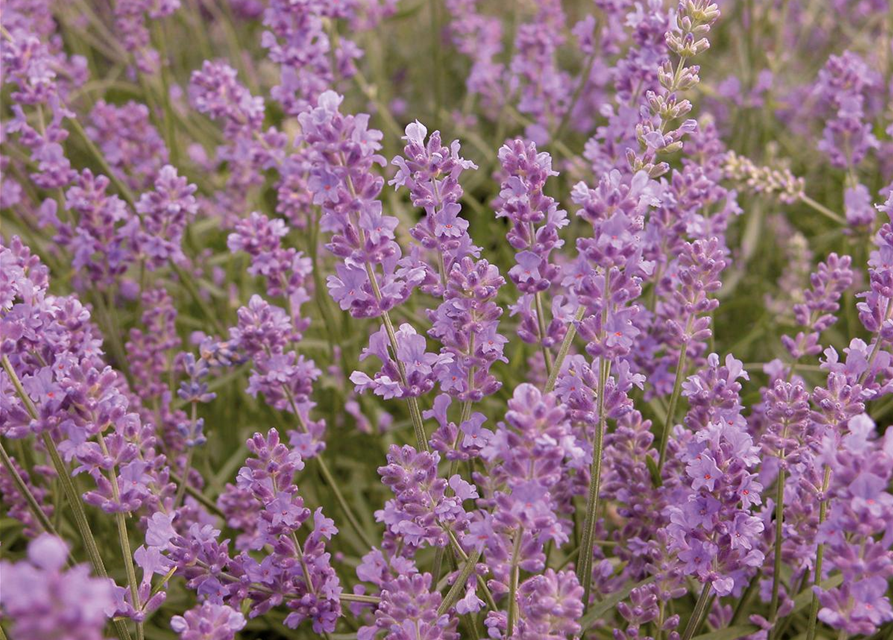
[169,469,225,516]
[433,399,474,583]
[507,527,524,635]
[806,466,832,640]
[799,194,845,225]
[438,548,483,615]
[731,571,761,625]
[681,583,713,640]
[67,117,137,207]
[769,466,786,623]
[534,291,554,377]
[316,455,374,549]
[172,263,227,336]
[544,306,587,393]
[98,434,143,640]
[285,388,375,549]
[0,439,58,536]
[151,23,179,167]
[339,156,430,452]
[580,356,612,612]
[447,530,498,611]
[658,346,688,471]
[174,444,195,509]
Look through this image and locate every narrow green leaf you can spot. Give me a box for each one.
[580,577,655,631]
[646,456,663,487]
[792,574,843,614]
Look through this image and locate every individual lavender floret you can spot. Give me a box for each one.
[351,323,453,399]
[391,121,480,297]
[781,253,853,360]
[171,602,247,640]
[134,164,199,270]
[377,444,477,551]
[426,393,491,462]
[0,534,116,640]
[814,414,893,634]
[300,91,424,318]
[358,571,458,640]
[427,257,507,401]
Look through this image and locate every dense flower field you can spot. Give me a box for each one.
[1,0,892,639]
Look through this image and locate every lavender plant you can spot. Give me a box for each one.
[1,1,892,640]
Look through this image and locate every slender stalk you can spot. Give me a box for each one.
[98,434,143,640]
[681,583,713,640]
[438,548,483,615]
[433,375,475,582]
[769,466,786,623]
[534,291,554,377]
[507,527,524,635]
[806,466,833,640]
[580,356,612,612]
[67,117,137,207]
[447,529,498,611]
[552,47,598,144]
[44,433,134,640]
[172,263,227,336]
[284,388,375,549]
[2,355,132,640]
[338,155,430,452]
[174,446,195,509]
[544,306,587,393]
[315,455,374,549]
[0,439,58,536]
[731,570,761,625]
[169,469,225,516]
[799,194,845,225]
[657,346,688,471]
[365,263,430,452]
